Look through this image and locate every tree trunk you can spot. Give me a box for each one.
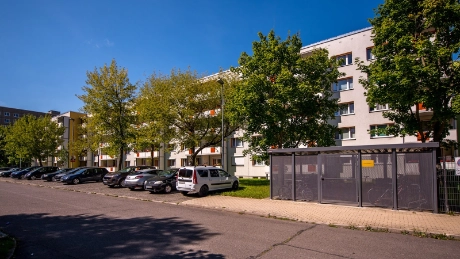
[150,146,154,167]
[118,147,124,170]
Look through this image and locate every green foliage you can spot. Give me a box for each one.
[356,0,460,143]
[138,68,239,166]
[4,115,65,166]
[0,126,9,166]
[229,30,343,162]
[77,59,137,170]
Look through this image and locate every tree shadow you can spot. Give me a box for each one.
[0,213,223,258]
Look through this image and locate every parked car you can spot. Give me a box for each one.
[103,165,156,188]
[11,166,41,179]
[124,169,164,190]
[0,168,20,177]
[53,167,88,182]
[25,166,59,180]
[176,166,239,196]
[41,168,74,181]
[0,167,11,173]
[144,168,179,193]
[61,167,109,184]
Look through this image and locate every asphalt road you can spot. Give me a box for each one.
[0,179,459,259]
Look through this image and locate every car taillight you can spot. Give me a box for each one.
[192,170,197,184]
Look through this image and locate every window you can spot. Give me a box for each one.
[231,138,243,147]
[336,52,352,66]
[168,159,176,167]
[209,169,219,177]
[335,127,356,140]
[253,158,265,166]
[366,47,375,60]
[232,156,244,166]
[333,77,353,91]
[181,158,188,166]
[4,119,10,123]
[13,113,19,118]
[212,158,221,166]
[4,112,10,116]
[370,103,390,112]
[370,124,393,138]
[335,102,355,116]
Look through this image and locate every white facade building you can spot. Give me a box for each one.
[94,27,457,177]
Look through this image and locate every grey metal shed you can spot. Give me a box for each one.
[268,142,439,212]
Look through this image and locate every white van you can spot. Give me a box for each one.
[176,166,239,196]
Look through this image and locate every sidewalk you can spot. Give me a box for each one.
[181,196,460,238]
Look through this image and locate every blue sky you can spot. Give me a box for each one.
[0,0,383,114]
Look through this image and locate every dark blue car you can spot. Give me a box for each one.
[10,166,41,179]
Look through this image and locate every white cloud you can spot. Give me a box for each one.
[84,38,114,48]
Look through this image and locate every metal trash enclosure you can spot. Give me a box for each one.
[269,143,439,212]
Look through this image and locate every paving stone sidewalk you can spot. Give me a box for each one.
[182,196,460,238]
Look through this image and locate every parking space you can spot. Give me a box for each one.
[0,177,197,204]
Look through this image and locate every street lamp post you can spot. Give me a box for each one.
[217,78,225,170]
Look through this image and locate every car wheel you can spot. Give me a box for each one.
[181,191,188,196]
[31,175,37,180]
[73,178,80,185]
[232,181,239,190]
[119,179,126,188]
[198,185,209,197]
[164,184,172,194]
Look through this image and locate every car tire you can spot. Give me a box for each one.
[198,185,209,197]
[164,184,172,194]
[119,179,126,188]
[181,191,188,196]
[73,178,80,185]
[31,175,37,180]
[232,181,239,190]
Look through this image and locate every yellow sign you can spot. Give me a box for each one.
[362,160,375,167]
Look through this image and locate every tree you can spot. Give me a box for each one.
[0,126,9,166]
[356,0,460,147]
[140,69,239,166]
[4,115,65,166]
[77,59,137,170]
[228,30,343,162]
[134,78,177,166]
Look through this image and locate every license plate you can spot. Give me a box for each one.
[179,181,185,184]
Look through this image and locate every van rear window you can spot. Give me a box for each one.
[178,169,193,178]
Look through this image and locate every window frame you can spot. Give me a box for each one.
[4,112,10,117]
[335,127,356,140]
[369,103,390,112]
[333,77,354,92]
[369,124,394,138]
[366,47,375,60]
[335,52,353,66]
[231,138,244,148]
[335,102,355,116]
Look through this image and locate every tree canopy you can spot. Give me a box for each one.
[4,115,65,166]
[357,0,460,144]
[77,59,137,170]
[139,68,239,166]
[228,30,343,161]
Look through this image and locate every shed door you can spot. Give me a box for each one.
[320,154,359,204]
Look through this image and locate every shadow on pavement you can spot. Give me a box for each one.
[0,213,222,259]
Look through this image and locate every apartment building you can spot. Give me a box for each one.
[93,27,458,177]
[52,111,88,168]
[0,106,59,126]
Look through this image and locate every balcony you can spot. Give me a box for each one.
[135,151,159,158]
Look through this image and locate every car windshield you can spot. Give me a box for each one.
[117,167,134,173]
[158,171,175,177]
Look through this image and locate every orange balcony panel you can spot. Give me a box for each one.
[211,147,215,153]
[417,103,426,110]
[189,149,193,154]
[210,110,215,115]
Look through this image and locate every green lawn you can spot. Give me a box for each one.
[216,178,270,199]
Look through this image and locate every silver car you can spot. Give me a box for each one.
[124,169,164,190]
